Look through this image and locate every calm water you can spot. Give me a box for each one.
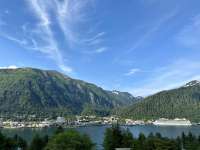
[1,125,200,150]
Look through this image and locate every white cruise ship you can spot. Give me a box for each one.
[153,118,192,126]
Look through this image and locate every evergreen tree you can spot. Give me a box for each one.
[45,130,94,150]
[103,124,123,150]
[121,129,134,148]
[29,134,48,150]
[13,134,27,150]
[54,126,64,135]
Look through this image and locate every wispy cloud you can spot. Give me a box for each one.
[0,0,105,73]
[54,0,107,54]
[127,10,178,53]
[127,59,200,96]
[82,32,106,45]
[26,0,72,73]
[83,46,108,54]
[94,47,108,53]
[176,14,200,49]
[125,68,141,76]
[54,0,90,45]
[1,34,28,46]
[0,0,75,73]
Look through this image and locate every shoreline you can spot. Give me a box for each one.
[1,124,199,129]
[1,117,197,129]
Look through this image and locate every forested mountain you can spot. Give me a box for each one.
[119,80,200,122]
[0,68,138,118]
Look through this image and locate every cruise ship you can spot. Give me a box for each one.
[153,118,192,126]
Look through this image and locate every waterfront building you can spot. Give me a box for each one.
[153,118,192,126]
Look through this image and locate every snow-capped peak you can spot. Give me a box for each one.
[112,90,119,95]
[184,80,200,87]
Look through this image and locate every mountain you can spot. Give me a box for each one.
[119,80,200,122]
[0,68,138,119]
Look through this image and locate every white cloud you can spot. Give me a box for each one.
[0,65,18,69]
[83,32,106,45]
[177,14,200,49]
[1,0,104,73]
[0,0,94,73]
[53,0,108,55]
[1,34,28,46]
[83,46,108,54]
[25,0,72,73]
[94,47,107,53]
[53,0,95,46]
[54,0,79,44]
[125,68,140,76]
[127,59,200,96]
[0,0,105,73]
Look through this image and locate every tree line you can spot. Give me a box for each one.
[1,125,200,150]
[120,85,200,122]
[103,125,200,150]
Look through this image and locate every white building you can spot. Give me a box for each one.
[153,118,192,126]
[56,117,66,124]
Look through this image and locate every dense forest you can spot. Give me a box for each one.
[103,125,200,150]
[119,80,200,122]
[0,68,139,119]
[1,126,200,150]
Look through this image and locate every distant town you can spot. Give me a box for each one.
[0,115,197,129]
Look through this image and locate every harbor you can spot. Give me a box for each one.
[0,116,197,129]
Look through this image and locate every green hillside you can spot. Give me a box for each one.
[0,68,138,119]
[119,80,200,122]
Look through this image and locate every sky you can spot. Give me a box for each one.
[0,0,200,96]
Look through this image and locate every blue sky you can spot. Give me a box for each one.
[0,0,200,96]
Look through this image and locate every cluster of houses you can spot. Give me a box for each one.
[0,117,193,128]
[0,117,67,128]
[125,119,153,125]
[0,116,120,128]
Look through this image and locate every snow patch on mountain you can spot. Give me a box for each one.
[112,90,119,95]
[184,80,200,87]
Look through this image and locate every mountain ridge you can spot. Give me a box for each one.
[0,68,139,119]
[119,80,200,122]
